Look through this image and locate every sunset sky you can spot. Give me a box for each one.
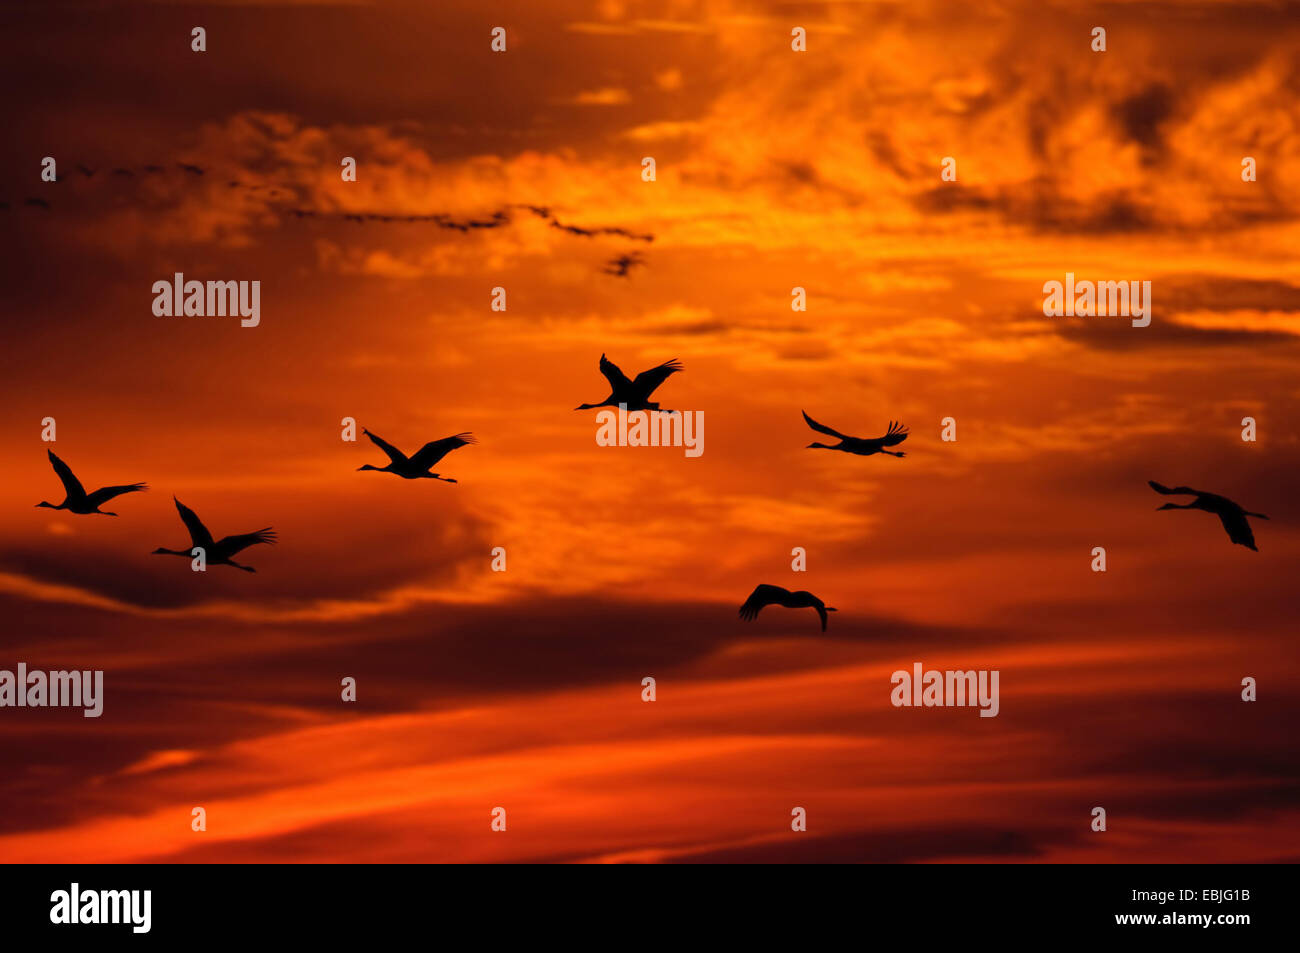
[1,0,1298,863]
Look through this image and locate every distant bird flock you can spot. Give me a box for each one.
[9,163,652,277]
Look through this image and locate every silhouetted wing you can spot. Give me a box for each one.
[1148,481,1200,496]
[739,584,790,621]
[217,528,276,556]
[46,450,85,499]
[632,359,683,397]
[172,498,215,548]
[816,604,829,632]
[363,429,408,465]
[878,420,909,446]
[598,354,632,390]
[85,483,147,507]
[1217,511,1257,550]
[801,411,846,440]
[409,433,477,470]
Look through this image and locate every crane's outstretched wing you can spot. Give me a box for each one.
[217,528,277,556]
[85,483,147,507]
[739,584,790,621]
[801,411,847,440]
[631,359,683,397]
[1148,481,1200,496]
[598,354,632,390]
[47,450,85,499]
[815,604,830,632]
[173,498,215,548]
[877,420,909,447]
[409,434,476,470]
[1216,512,1257,551]
[363,429,408,465]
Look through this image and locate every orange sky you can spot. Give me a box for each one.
[1,0,1298,863]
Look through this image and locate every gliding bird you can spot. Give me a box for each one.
[36,450,146,516]
[1148,481,1268,551]
[152,498,275,572]
[802,411,908,457]
[357,429,476,482]
[576,354,682,413]
[738,584,837,632]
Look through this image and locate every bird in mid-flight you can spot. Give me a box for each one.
[357,429,476,482]
[802,411,908,458]
[576,354,683,413]
[1148,481,1269,551]
[152,498,276,572]
[738,584,837,632]
[603,252,644,277]
[36,450,147,516]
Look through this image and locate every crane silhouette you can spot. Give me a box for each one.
[576,354,683,413]
[603,252,644,277]
[357,429,476,482]
[153,497,275,572]
[36,450,146,515]
[802,411,908,457]
[738,584,837,632]
[1148,481,1268,551]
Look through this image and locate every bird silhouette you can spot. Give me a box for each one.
[802,411,908,457]
[24,197,51,210]
[36,450,146,516]
[576,354,683,413]
[178,163,205,176]
[75,164,96,178]
[357,429,476,482]
[603,253,644,277]
[1148,481,1268,551]
[738,584,837,632]
[153,497,275,572]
